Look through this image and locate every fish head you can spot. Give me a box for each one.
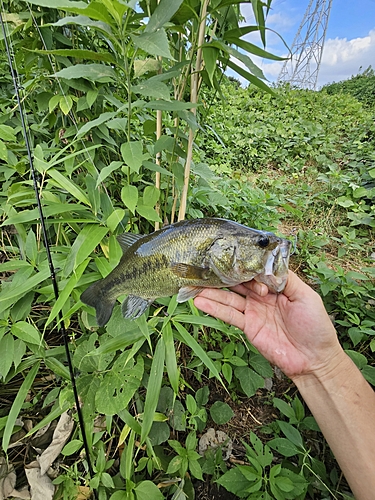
[233,230,284,281]
[254,237,291,292]
[209,228,286,286]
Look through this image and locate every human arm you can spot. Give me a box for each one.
[194,271,375,500]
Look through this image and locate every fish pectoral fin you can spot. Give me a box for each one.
[171,262,210,280]
[122,295,153,320]
[177,286,205,302]
[117,233,144,252]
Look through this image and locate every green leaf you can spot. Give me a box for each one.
[226,35,286,61]
[49,94,61,113]
[249,352,273,377]
[353,187,369,199]
[134,480,164,500]
[202,46,220,86]
[143,186,160,207]
[77,111,118,138]
[11,321,42,345]
[132,79,171,100]
[132,29,173,59]
[361,365,375,386]
[167,455,184,474]
[142,160,173,177]
[2,362,40,451]
[273,398,295,420]
[86,89,98,107]
[210,401,234,425]
[210,40,266,80]
[277,420,304,449]
[345,350,368,369]
[107,209,126,233]
[0,335,14,380]
[189,458,203,480]
[61,439,83,456]
[25,229,38,265]
[0,140,7,161]
[173,321,224,385]
[24,400,71,438]
[234,366,264,397]
[0,267,51,310]
[121,141,145,173]
[46,258,90,326]
[216,467,252,496]
[96,161,123,187]
[54,63,116,82]
[34,48,115,63]
[172,314,229,332]
[274,476,294,492]
[59,95,73,115]
[186,394,197,415]
[224,58,274,95]
[163,323,179,394]
[95,356,144,415]
[44,357,71,380]
[134,58,161,78]
[27,0,87,8]
[48,168,90,205]
[141,338,165,443]
[267,438,300,457]
[2,203,91,226]
[0,124,17,142]
[222,362,233,383]
[136,204,162,222]
[63,225,108,277]
[336,196,355,208]
[121,185,138,214]
[144,100,199,111]
[145,0,184,32]
[13,340,26,371]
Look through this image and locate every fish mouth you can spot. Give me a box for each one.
[256,239,291,293]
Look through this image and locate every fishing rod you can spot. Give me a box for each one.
[0,9,96,492]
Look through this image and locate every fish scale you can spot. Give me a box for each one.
[81,218,291,326]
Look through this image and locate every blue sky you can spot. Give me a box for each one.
[239,0,375,88]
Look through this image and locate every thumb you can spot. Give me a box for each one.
[283,270,314,302]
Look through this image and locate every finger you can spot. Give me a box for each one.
[283,271,314,302]
[196,288,246,312]
[228,281,269,299]
[194,296,246,331]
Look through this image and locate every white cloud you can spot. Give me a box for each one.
[257,30,375,87]
[232,6,375,89]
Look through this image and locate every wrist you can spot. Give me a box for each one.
[291,348,353,388]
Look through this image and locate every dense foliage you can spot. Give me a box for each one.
[0,1,374,499]
[322,66,375,108]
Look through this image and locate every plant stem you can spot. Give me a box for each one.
[178,0,209,221]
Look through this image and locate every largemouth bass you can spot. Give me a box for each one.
[81,218,291,326]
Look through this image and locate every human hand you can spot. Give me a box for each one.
[194,271,345,380]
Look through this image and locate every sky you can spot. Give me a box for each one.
[239,0,375,88]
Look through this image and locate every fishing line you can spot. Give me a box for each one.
[0,7,96,488]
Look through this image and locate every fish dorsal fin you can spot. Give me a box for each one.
[177,286,205,302]
[117,233,144,252]
[171,263,211,280]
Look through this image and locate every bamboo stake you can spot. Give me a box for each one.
[178,0,209,221]
[155,107,162,230]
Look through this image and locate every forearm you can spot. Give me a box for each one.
[293,352,375,500]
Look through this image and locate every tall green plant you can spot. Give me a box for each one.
[0,1,286,497]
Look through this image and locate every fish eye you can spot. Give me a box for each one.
[258,236,270,248]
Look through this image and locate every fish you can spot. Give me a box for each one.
[80,218,291,326]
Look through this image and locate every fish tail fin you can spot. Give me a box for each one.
[81,281,116,327]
